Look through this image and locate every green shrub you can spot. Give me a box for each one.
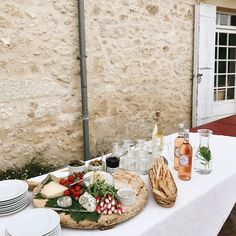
[0,156,56,181]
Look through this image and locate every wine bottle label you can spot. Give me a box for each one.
[179,155,189,166]
[175,147,180,157]
[106,167,119,174]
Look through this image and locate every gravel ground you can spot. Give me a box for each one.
[218,204,236,236]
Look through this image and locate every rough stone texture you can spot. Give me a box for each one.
[0,0,196,169]
[0,0,82,169]
[85,0,196,153]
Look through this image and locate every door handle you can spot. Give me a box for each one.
[197,73,203,84]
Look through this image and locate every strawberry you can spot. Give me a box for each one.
[73,191,80,198]
[64,189,70,196]
[75,186,80,191]
[69,188,75,194]
[68,179,74,184]
[77,173,83,179]
[68,175,75,182]
[59,179,67,186]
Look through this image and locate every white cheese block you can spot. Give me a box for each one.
[79,192,96,212]
[41,181,68,199]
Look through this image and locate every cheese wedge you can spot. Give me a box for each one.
[40,181,68,199]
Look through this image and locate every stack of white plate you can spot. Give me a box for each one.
[0,180,30,216]
[6,208,61,236]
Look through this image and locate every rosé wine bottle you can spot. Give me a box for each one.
[174,123,184,171]
[178,129,192,181]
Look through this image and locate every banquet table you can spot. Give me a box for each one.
[0,133,236,236]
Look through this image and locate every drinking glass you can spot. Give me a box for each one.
[112,142,122,157]
[162,135,174,164]
[121,139,134,170]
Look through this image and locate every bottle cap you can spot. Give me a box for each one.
[155,111,161,118]
[153,111,161,121]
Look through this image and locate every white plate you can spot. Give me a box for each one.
[0,191,28,206]
[6,217,61,236]
[0,196,30,216]
[41,223,60,236]
[0,191,28,207]
[0,194,29,212]
[83,171,114,186]
[0,180,28,202]
[45,224,61,236]
[51,171,69,179]
[6,208,60,236]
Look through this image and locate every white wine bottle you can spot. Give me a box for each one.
[152,111,163,156]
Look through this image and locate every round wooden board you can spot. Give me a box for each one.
[33,170,148,229]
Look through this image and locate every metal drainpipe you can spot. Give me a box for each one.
[77,0,90,161]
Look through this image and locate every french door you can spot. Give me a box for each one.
[192,3,236,126]
[213,15,236,118]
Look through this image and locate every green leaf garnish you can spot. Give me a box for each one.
[70,211,84,222]
[70,211,100,223]
[45,197,60,207]
[34,193,45,199]
[198,146,211,162]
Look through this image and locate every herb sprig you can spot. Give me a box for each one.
[198,146,211,162]
[88,179,118,199]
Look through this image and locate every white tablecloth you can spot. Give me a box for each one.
[1,133,236,236]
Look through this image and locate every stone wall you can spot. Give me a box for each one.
[86,0,196,153]
[0,0,196,169]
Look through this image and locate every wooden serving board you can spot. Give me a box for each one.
[32,170,148,230]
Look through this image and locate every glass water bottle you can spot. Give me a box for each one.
[194,129,213,174]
